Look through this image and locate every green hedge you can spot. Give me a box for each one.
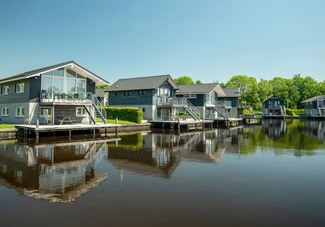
[103,107,142,123]
[286,108,305,117]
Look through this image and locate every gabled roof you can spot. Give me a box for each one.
[0,61,109,85]
[177,83,220,94]
[222,88,241,97]
[302,95,325,103]
[95,88,109,97]
[262,95,283,103]
[108,75,178,91]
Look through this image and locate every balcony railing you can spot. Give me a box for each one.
[40,91,92,104]
[156,96,187,106]
[215,101,232,108]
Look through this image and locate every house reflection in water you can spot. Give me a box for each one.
[0,138,110,203]
[107,130,239,178]
[262,119,287,138]
[304,120,325,141]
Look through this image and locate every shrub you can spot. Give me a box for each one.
[103,107,142,123]
[286,108,304,117]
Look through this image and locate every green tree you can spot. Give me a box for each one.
[174,76,195,85]
[226,75,261,110]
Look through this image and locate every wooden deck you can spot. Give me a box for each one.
[15,123,121,139]
[150,120,214,131]
[213,118,243,128]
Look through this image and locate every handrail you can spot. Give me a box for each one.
[91,94,107,124]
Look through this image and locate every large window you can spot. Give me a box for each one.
[41,68,86,95]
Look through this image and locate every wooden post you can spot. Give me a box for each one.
[69,130,71,140]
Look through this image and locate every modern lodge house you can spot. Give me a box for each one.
[0,61,109,125]
[108,75,201,121]
[302,95,325,118]
[176,83,241,120]
[262,95,286,118]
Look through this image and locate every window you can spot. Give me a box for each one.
[40,107,52,117]
[124,91,131,96]
[142,108,146,113]
[76,107,86,117]
[1,85,9,95]
[1,107,9,116]
[138,90,146,95]
[15,83,24,93]
[15,107,25,117]
[184,94,197,98]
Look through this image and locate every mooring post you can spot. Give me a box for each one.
[69,130,71,140]
[36,131,39,144]
[93,129,96,138]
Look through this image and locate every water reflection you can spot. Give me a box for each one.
[0,119,325,204]
[0,138,110,203]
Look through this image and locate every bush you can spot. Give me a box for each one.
[286,108,304,117]
[103,107,142,123]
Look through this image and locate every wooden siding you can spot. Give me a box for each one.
[0,79,30,104]
[263,96,285,108]
[109,89,154,105]
[29,76,41,100]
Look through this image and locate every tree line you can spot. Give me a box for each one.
[174,75,325,110]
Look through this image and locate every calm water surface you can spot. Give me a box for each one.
[1,119,325,227]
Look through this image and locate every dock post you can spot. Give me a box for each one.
[93,129,96,138]
[36,131,39,144]
[115,127,118,135]
[69,130,71,140]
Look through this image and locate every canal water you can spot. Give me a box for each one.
[0,119,325,227]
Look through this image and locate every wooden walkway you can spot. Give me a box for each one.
[15,123,121,139]
[150,120,214,131]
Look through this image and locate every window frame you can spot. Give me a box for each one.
[15,107,25,118]
[1,107,9,117]
[76,107,86,117]
[15,83,25,94]
[1,85,10,95]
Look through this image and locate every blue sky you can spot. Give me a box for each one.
[0,0,324,83]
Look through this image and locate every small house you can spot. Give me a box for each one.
[176,83,224,120]
[108,75,201,121]
[262,95,286,118]
[215,88,242,118]
[302,95,325,118]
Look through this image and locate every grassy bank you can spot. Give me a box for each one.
[97,118,138,125]
[0,124,15,129]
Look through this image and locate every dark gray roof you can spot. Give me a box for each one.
[177,83,220,94]
[108,75,178,91]
[302,95,325,103]
[222,88,241,97]
[96,88,109,97]
[0,60,109,85]
[262,95,283,103]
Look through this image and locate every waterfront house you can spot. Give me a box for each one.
[108,75,201,121]
[301,95,325,118]
[176,83,223,119]
[0,61,109,125]
[262,95,286,118]
[215,87,242,118]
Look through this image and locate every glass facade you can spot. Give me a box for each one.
[41,68,87,95]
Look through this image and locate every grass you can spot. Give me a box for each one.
[0,124,15,129]
[96,118,137,125]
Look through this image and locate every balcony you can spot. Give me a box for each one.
[40,91,93,105]
[215,101,232,108]
[156,96,187,107]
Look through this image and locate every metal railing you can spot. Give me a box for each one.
[215,101,232,108]
[91,94,107,124]
[40,91,92,103]
[156,96,187,106]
